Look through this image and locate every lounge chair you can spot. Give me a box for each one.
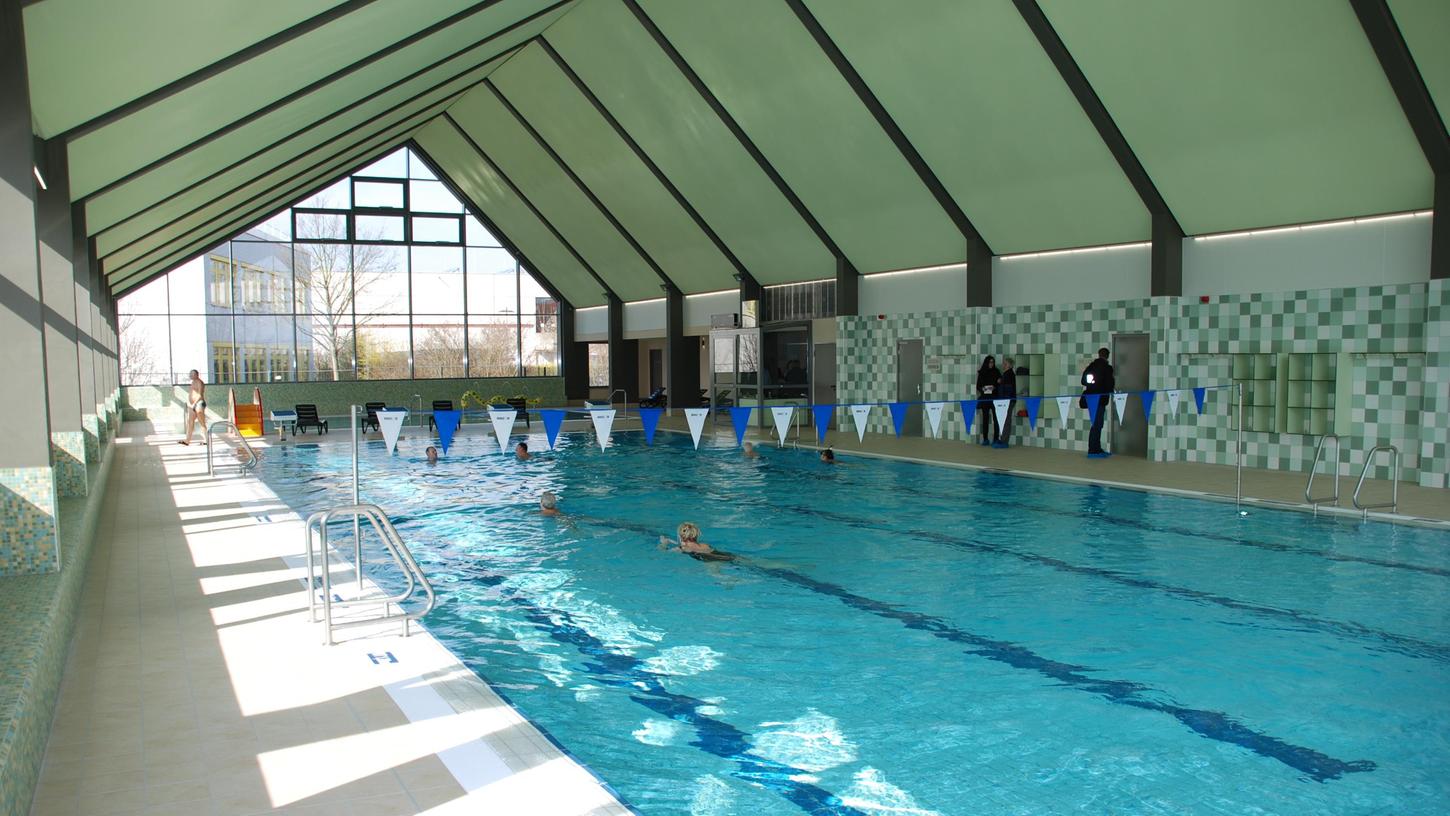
[362,402,385,433]
[640,387,667,408]
[427,400,453,433]
[505,397,531,428]
[293,404,328,435]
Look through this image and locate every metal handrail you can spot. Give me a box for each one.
[1304,434,1341,514]
[206,420,259,476]
[1351,445,1400,519]
[608,388,628,423]
[304,503,436,645]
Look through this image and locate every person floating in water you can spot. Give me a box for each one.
[516,441,531,461]
[742,441,759,459]
[660,522,735,562]
[425,446,439,464]
[820,448,836,464]
[539,491,560,516]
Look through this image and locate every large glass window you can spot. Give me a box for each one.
[117,146,559,386]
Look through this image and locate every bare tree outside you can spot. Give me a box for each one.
[294,204,403,380]
[119,313,161,384]
[413,323,467,378]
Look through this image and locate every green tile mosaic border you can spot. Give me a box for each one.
[80,415,99,465]
[0,468,57,577]
[50,432,87,499]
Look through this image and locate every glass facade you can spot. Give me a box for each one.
[118,146,559,385]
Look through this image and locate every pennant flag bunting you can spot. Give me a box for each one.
[590,408,616,450]
[684,408,709,449]
[638,407,663,446]
[958,400,977,435]
[1111,392,1128,423]
[924,402,945,438]
[1084,393,1103,420]
[992,399,1011,433]
[378,409,406,454]
[730,406,753,446]
[888,403,909,437]
[433,410,461,454]
[812,404,834,443]
[488,408,517,455]
[770,406,795,445]
[541,409,565,449]
[1024,396,1042,429]
[849,405,872,442]
[1193,387,1207,414]
[1139,390,1155,419]
[1166,389,1181,417]
[1054,396,1074,423]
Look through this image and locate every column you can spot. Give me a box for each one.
[664,284,699,413]
[606,294,637,398]
[558,304,589,401]
[967,238,992,307]
[36,138,87,497]
[835,257,859,317]
[73,204,100,464]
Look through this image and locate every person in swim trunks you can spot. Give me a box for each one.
[179,369,207,446]
[660,522,736,562]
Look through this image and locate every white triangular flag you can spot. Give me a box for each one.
[684,408,708,449]
[488,408,517,455]
[850,405,872,442]
[992,399,1011,433]
[770,406,794,445]
[1166,389,1181,417]
[590,408,616,450]
[1054,395,1074,422]
[378,410,406,455]
[1112,392,1128,423]
[924,402,945,438]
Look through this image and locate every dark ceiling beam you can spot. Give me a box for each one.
[79,0,512,203]
[106,101,449,289]
[99,54,506,267]
[441,111,618,301]
[1350,0,1447,279]
[405,138,571,308]
[58,0,383,142]
[621,0,851,277]
[1012,0,1184,295]
[535,35,755,287]
[483,75,682,293]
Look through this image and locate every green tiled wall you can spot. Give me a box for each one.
[50,432,87,499]
[0,467,58,577]
[837,282,1443,485]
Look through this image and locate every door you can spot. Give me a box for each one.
[1112,333,1150,457]
[896,339,924,436]
[648,348,663,395]
[812,342,836,428]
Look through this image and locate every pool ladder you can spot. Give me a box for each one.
[1305,435,1400,519]
[303,503,436,645]
[1304,434,1340,515]
[206,420,260,476]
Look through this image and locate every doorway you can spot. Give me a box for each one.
[1111,332,1150,457]
[896,339,924,437]
[812,342,836,428]
[648,348,663,395]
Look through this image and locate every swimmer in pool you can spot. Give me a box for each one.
[516,441,531,461]
[539,491,560,516]
[660,522,735,562]
[742,441,759,459]
[820,448,836,463]
[425,446,439,464]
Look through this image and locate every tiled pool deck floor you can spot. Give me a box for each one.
[27,424,631,816]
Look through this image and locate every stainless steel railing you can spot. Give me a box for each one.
[1304,434,1341,515]
[304,503,436,645]
[1351,445,1400,519]
[206,420,259,476]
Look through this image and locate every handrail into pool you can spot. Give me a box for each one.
[304,503,436,645]
[206,420,259,476]
[1351,445,1400,519]
[1304,434,1341,515]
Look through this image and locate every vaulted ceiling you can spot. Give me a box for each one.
[23,0,1446,308]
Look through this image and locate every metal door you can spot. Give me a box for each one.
[896,339,924,436]
[813,342,836,428]
[1111,333,1150,457]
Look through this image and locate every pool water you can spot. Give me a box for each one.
[258,429,1450,815]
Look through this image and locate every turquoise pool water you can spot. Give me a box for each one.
[258,429,1450,815]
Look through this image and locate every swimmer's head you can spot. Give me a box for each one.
[677,522,700,543]
[540,491,557,511]
[425,446,439,462]
[516,441,528,453]
[743,442,754,453]
[820,448,835,462]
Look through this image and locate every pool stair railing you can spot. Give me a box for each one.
[1304,434,1341,515]
[206,420,260,476]
[303,503,436,646]
[1351,445,1399,519]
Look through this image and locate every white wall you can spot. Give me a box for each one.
[992,246,1150,307]
[859,266,970,315]
[575,306,607,341]
[1183,213,1431,297]
[623,298,665,339]
[684,290,737,335]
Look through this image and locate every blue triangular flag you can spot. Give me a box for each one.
[730,406,753,445]
[1139,390,1155,419]
[888,402,909,437]
[638,407,662,445]
[1084,393,1103,419]
[541,409,565,449]
[958,400,977,435]
[1193,387,1207,414]
[812,404,834,443]
[1024,396,1042,429]
[433,409,461,454]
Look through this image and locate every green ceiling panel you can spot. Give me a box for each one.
[541,0,832,285]
[92,52,511,259]
[804,0,1148,253]
[639,0,963,274]
[67,0,555,199]
[490,45,735,294]
[1039,0,1431,234]
[1388,0,1450,134]
[447,84,658,301]
[415,121,605,307]
[23,0,343,137]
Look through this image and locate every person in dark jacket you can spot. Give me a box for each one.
[996,357,1018,448]
[1081,347,1115,456]
[975,355,1001,445]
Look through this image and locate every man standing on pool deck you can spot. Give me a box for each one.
[178,369,207,446]
[1081,348,1114,457]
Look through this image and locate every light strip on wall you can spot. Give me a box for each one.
[1193,210,1432,242]
[684,288,738,299]
[32,167,47,190]
[862,262,968,279]
[999,241,1151,262]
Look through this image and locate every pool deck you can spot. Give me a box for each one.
[27,423,631,816]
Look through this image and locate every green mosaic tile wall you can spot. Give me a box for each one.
[0,467,58,577]
[837,282,1443,484]
[50,432,87,499]
[80,415,99,466]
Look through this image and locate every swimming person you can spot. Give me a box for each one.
[425,446,439,464]
[660,522,735,562]
[742,441,759,459]
[540,491,560,516]
[820,448,836,464]
[516,441,531,461]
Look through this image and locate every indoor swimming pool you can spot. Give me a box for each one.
[258,431,1450,815]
